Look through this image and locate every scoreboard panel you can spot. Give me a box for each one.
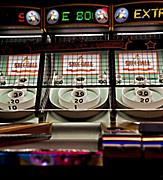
[0,6,42,33]
[113,1,163,31]
[45,4,111,33]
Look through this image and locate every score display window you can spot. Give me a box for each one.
[45,4,110,28]
[113,1,163,30]
[0,6,41,29]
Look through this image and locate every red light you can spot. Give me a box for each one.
[18,12,25,22]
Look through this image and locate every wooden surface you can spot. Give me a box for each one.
[0,122,52,134]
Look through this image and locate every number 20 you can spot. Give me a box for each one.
[140,98,149,103]
[75,98,83,103]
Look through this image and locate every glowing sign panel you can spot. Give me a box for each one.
[0,6,41,29]
[118,52,158,74]
[46,5,109,27]
[7,54,40,76]
[114,2,163,28]
[62,53,101,75]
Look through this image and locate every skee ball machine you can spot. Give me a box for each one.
[0,0,163,178]
[0,1,112,174]
[0,4,52,125]
[42,2,115,151]
[103,1,163,178]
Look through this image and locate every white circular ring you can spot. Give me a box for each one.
[122,87,163,109]
[135,87,152,103]
[71,88,88,104]
[8,90,25,101]
[58,88,101,109]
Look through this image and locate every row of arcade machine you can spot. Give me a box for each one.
[0,0,163,178]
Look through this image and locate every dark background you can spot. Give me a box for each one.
[0,0,153,6]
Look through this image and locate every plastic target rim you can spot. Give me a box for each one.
[122,87,163,109]
[58,88,101,109]
[71,88,88,104]
[0,88,36,110]
[135,87,152,103]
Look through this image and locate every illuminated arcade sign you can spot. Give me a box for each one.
[0,6,41,29]
[45,4,109,28]
[118,51,158,74]
[62,53,101,75]
[114,2,163,29]
[7,54,40,76]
